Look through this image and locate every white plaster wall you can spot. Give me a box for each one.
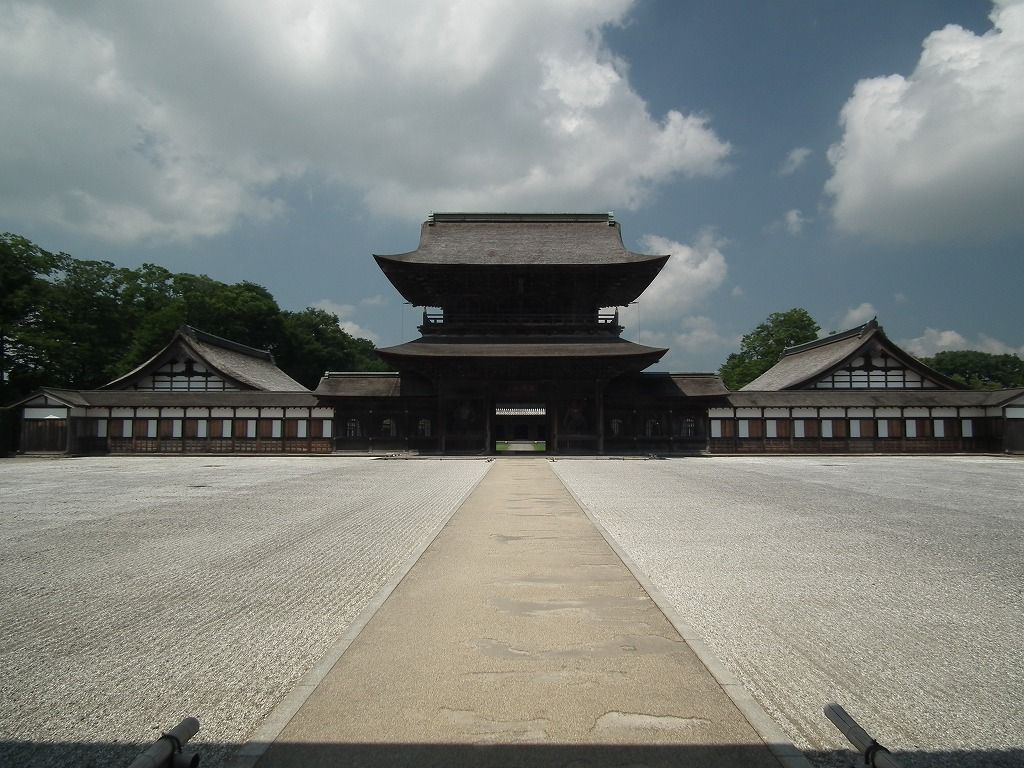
[23,407,67,419]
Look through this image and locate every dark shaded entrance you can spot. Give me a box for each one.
[494,404,546,452]
[1006,419,1024,454]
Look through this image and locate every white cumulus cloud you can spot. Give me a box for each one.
[634,231,728,321]
[901,327,1024,357]
[784,208,809,235]
[313,299,380,343]
[779,147,812,176]
[825,0,1024,242]
[672,315,737,354]
[839,302,877,328]
[638,316,737,371]
[0,1,732,244]
[765,208,810,236]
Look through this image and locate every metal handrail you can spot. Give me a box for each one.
[127,717,200,768]
[824,704,903,768]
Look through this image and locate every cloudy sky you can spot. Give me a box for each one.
[3,0,1023,371]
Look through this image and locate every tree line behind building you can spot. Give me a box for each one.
[3,233,1021,406]
[0,233,387,405]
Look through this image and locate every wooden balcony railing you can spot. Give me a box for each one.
[419,310,621,334]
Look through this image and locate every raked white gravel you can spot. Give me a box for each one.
[553,455,1024,767]
[0,456,489,768]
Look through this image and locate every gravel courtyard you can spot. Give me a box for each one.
[553,456,1024,767]
[0,456,488,768]
[2,455,1022,768]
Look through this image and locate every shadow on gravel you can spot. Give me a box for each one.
[804,748,1024,768]
[4,741,1023,768]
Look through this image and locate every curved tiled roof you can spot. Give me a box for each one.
[726,389,1024,407]
[12,388,318,407]
[375,213,667,266]
[741,320,962,392]
[606,373,729,399]
[376,336,666,360]
[314,372,437,398]
[741,331,867,391]
[103,326,307,392]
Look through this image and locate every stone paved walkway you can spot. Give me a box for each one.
[247,459,787,768]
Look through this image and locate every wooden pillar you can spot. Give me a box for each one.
[596,379,605,455]
[437,378,447,454]
[549,397,559,455]
[484,391,492,454]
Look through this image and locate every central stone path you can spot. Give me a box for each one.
[250,459,783,767]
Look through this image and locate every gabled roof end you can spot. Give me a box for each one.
[178,325,274,362]
[782,318,879,358]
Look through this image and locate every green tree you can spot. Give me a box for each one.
[719,308,820,390]
[0,234,63,399]
[37,256,143,388]
[1,234,388,397]
[919,350,1024,390]
[275,308,389,389]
